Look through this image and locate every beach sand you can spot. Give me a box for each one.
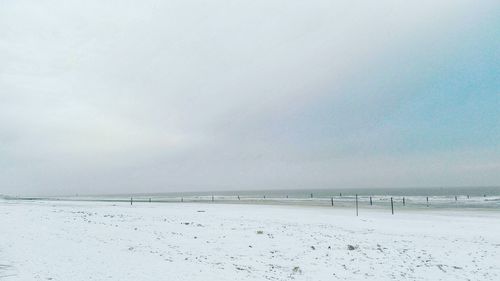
[0,200,499,280]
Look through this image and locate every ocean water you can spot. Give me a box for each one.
[5,186,500,210]
[168,186,500,198]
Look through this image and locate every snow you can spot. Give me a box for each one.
[0,200,499,280]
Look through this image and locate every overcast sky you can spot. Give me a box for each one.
[1,0,499,196]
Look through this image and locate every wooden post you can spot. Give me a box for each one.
[391,197,394,215]
[286,195,288,198]
[149,198,151,203]
[403,197,405,206]
[212,195,214,202]
[310,193,313,198]
[181,197,183,202]
[331,197,334,206]
[426,196,429,207]
[264,195,266,199]
[130,197,133,205]
[370,196,372,206]
[355,194,358,216]
[340,192,342,197]
[238,195,240,200]
[455,196,457,201]
[467,195,470,199]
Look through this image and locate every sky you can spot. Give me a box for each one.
[1,0,499,196]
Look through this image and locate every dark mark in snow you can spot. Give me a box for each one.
[347,245,358,250]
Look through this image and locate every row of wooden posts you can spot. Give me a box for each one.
[351,194,468,216]
[129,193,482,216]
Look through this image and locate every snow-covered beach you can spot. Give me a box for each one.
[1,200,499,281]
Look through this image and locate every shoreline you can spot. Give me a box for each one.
[2,194,499,212]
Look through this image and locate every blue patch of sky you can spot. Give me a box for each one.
[266,9,499,158]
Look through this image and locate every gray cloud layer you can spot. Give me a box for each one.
[1,0,499,195]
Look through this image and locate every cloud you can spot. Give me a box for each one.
[0,0,498,195]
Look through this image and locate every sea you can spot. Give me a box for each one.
[7,186,499,210]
